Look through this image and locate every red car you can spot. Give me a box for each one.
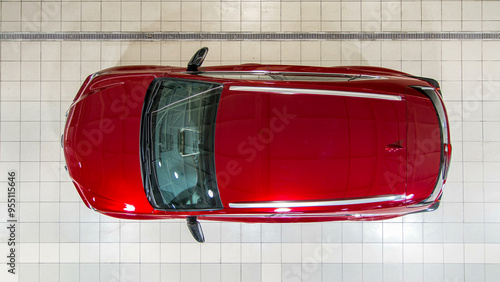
[63,48,451,242]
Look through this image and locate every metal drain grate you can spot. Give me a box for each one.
[1,32,499,41]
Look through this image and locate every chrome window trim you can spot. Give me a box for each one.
[199,212,399,218]
[228,194,404,209]
[190,71,383,81]
[229,86,402,101]
[276,72,382,80]
[199,211,416,218]
[199,214,273,217]
[191,71,269,76]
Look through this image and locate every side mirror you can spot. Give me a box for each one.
[186,216,205,243]
[187,47,209,72]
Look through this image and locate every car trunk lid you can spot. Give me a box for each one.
[405,86,443,205]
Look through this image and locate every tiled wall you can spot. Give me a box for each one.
[1,1,500,32]
[1,0,500,281]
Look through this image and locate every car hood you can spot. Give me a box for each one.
[214,83,408,208]
[63,73,155,214]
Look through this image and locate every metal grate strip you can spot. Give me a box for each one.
[1,32,499,41]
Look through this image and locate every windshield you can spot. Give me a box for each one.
[141,78,223,210]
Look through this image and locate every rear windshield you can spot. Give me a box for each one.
[141,78,223,210]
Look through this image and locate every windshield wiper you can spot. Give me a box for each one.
[140,80,164,208]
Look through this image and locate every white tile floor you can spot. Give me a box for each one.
[1,1,500,282]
